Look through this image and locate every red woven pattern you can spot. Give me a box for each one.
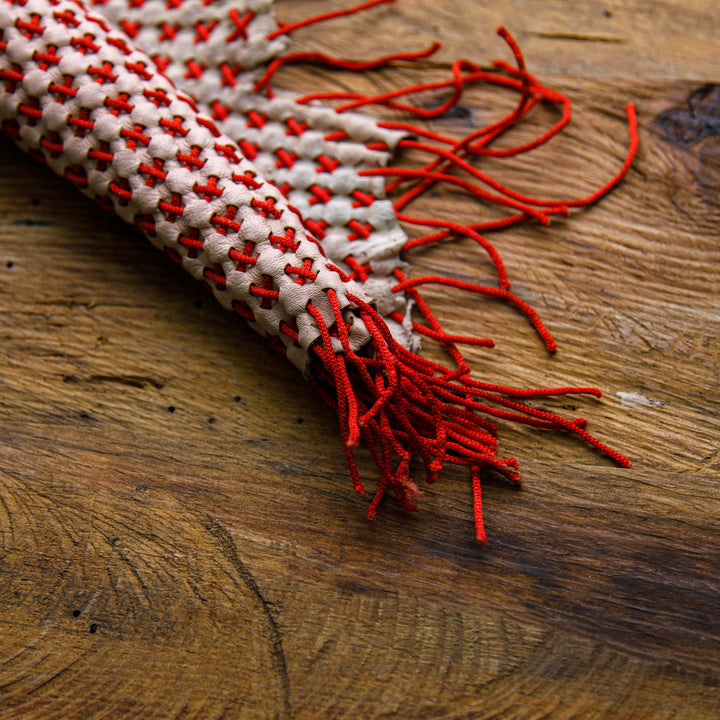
[91,0,286,76]
[93,0,413,335]
[0,0,376,373]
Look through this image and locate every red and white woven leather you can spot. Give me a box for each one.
[91,0,416,346]
[92,0,287,78]
[0,0,376,372]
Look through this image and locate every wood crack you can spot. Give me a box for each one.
[199,514,292,718]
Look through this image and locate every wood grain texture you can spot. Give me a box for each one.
[1,0,719,717]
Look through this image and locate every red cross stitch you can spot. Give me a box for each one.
[18,97,42,125]
[194,176,223,201]
[251,197,282,219]
[121,123,151,149]
[237,139,258,160]
[275,149,296,169]
[232,172,262,191]
[307,185,332,205]
[120,19,139,38]
[49,75,76,102]
[177,146,205,170]
[40,131,63,158]
[153,55,171,73]
[158,23,178,41]
[316,155,339,173]
[17,14,45,38]
[126,60,152,81]
[214,143,241,164]
[105,92,133,115]
[228,242,257,272]
[347,220,373,240]
[33,45,60,70]
[246,110,266,129]
[247,110,267,129]
[203,264,226,290]
[268,228,299,252]
[210,205,241,235]
[144,87,172,107]
[108,177,132,205]
[67,108,94,136]
[285,118,308,136]
[160,116,187,137]
[210,100,230,121]
[53,10,80,28]
[71,33,101,54]
[344,256,370,282]
[88,61,117,83]
[285,259,317,285]
[250,275,279,309]
[193,20,217,43]
[184,60,204,80]
[88,142,113,170]
[134,213,156,236]
[303,218,328,239]
[65,164,88,188]
[351,190,375,207]
[158,193,184,223]
[219,63,237,88]
[1,65,24,93]
[139,158,166,187]
[177,227,203,257]
[226,9,253,42]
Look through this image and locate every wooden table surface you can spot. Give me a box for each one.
[1,1,718,717]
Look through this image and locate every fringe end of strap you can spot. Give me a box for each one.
[308,290,631,544]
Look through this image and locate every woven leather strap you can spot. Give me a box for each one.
[92,0,415,345]
[0,0,375,372]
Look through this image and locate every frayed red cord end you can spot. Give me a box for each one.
[472,467,488,545]
[306,290,630,541]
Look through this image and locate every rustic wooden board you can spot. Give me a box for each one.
[1,0,719,717]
